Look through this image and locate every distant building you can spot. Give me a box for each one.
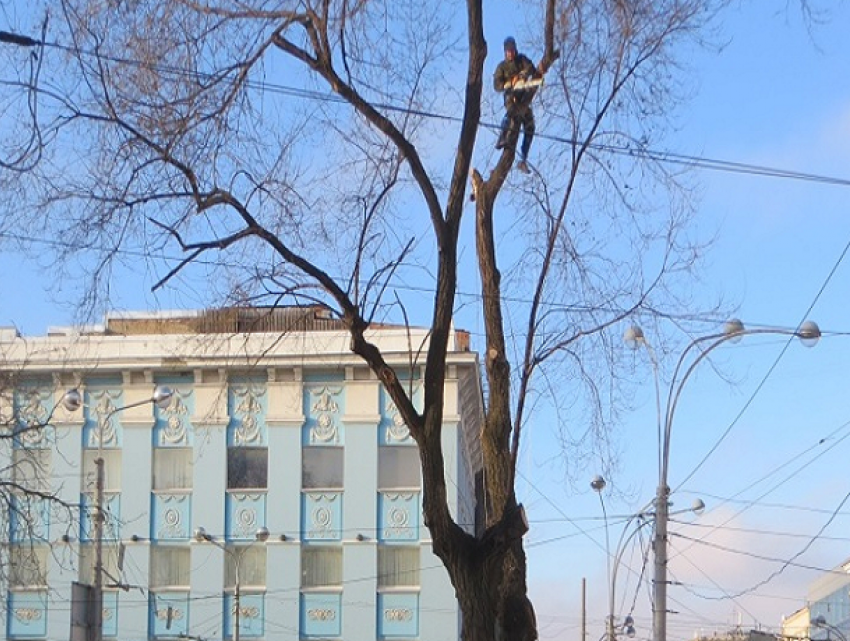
[1,307,482,640]
[780,558,850,641]
[806,558,850,641]
[694,627,778,641]
[781,605,810,641]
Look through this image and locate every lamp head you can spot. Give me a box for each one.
[590,475,606,492]
[193,526,209,542]
[723,318,745,343]
[691,498,705,515]
[152,386,173,409]
[255,527,270,543]
[61,389,82,412]
[814,615,827,626]
[797,320,821,347]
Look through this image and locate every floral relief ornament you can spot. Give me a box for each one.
[155,607,184,622]
[160,392,189,445]
[234,507,258,536]
[385,398,411,443]
[13,608,42,622]
[90,390,121,448]
[233,386,265,445]
[310,386,342,443]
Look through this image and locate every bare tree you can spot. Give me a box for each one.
[0,1,729,638]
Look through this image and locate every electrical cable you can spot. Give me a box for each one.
[673,235,850,493]
[2,31,850,188]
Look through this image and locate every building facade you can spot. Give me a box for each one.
[0,308,482,641]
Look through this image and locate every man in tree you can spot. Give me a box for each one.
[494,36,541,174]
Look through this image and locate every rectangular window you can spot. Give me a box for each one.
[82,450,122,492]
[301,546,342,588]
[227,447,268,489]
[224,546,267,589]
[12,448,51,493]
[149,546,190,589]
[78,544,121,586]
[152,448,193,491]
[302,447,344,489]
[9,545,48,588]
[378,447,420,490]
[378,546,420,589]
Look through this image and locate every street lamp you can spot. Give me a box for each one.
[625,319,820,641]
[194,525,270,641]
[813,615,848,641]
[61,385,173,641]
[592,476,703,641]
[591,475,638,641]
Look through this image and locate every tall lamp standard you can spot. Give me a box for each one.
[591,475,703,641]
[194,526,270,641]
[61,385,173,641]
[624,319,821,641]
[813,615,849,641]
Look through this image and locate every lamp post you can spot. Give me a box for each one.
[591,475,703,641]
[61,385,173,641]
[813,615,848,641]
[194,525,270,641]
[591,475,638,641]
[624,319,820,641]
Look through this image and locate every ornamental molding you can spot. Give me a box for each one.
[307,608,336,621]
[13,607,43,622]
[308,386,342,444]
[232,506,259,537]
[384,608,414,622]
[158,391,191,445]
[381,492,416,501]
[384,397,412,443]
[158,505,187,539]
[154,607,184,622]
[384,506,412,539]
[88,390,122,448]
[231,603,260,619]
[231,385,266,445]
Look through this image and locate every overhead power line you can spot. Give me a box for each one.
[3,30,850,188]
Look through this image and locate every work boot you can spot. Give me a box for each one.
[516,159,530,174]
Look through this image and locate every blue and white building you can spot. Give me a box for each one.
[1,308,482,640]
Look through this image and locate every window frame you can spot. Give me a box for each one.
[301,446,344,490]
[224,545,267,591]
[226,446,269,490]
[378,446,421,490]
[8,544,49,589]
[377,545,421,590]
[149,545,191,590]
[300,545,343,590]
[152,447,194,492]
[82,449,122,493]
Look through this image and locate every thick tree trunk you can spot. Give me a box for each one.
[447,535,536,641]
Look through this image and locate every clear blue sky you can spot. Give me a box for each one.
[2,3,850,641]
[520,4,850,641]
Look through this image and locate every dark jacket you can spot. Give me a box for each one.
[494,53,540,108]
